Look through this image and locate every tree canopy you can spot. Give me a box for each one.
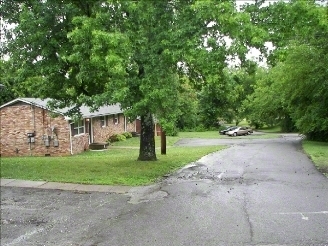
[1,0,266,159]
[0,60,18,105]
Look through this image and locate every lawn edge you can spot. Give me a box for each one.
[301,140,328,178]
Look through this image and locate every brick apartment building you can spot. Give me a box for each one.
[0,98,140,157]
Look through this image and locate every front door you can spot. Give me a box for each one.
[84,119,92,144]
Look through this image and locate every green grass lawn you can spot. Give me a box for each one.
[302,140,328,177]
[0,145,226,186]
[257,125,282,133]
[0,130,300,186]
[111,134,179,147]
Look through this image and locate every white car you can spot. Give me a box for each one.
[227,127,248,136]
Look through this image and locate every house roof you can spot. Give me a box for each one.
[0,98,123,118]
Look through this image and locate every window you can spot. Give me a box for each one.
[113,114,119,124]
[72,119,84,135]
[100,116,106,127]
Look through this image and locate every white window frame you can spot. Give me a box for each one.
[72,119,85,136]
[113,114,119,125]
[100,116,106,127]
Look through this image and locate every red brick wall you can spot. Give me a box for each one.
[71,133,89,154]
[92,114,136,143]
[0,103,87,157]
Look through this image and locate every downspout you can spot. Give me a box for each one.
[90,117,93,143]
[124,116,127,132]
[32,104,36,132]
[30,104,36,156]
[69,122,74,155]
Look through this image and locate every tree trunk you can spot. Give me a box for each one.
[138,112,157,161]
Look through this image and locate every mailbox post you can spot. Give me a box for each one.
[27,132,35,156]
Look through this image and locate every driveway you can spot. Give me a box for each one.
[1,135,328,245]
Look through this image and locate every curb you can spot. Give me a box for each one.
[0,179,133,194]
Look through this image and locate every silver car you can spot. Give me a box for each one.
[227,127,248,136]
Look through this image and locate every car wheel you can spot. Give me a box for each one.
[233,132,237,137]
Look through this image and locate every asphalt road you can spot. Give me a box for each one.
[1,135,328,246]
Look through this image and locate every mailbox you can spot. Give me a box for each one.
[27,132,35,143]
[53,140,59,147]
[27,132,35,137]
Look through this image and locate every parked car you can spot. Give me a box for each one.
[219,126,237,135]
[245,127,253,134]
[227,127,248,136]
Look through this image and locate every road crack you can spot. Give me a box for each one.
[242,191,254,243]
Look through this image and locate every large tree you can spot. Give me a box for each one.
[243,0,328,140]
[197,61,258,128]
[242,67,291,130]
[1,0,265,159]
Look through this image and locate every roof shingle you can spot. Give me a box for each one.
[0,98,123,118]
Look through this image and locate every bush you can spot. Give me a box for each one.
[179,124,208,132]
[249,121,264,129]
[280,115,297,133]
[305,131,328,142]
[108,134,126,143]
[218,125,228,131]
[178,127,193,132]
[130,132,139,137]
[193,124,207,132]
[122,132,133,138]
[165,127,179,136]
